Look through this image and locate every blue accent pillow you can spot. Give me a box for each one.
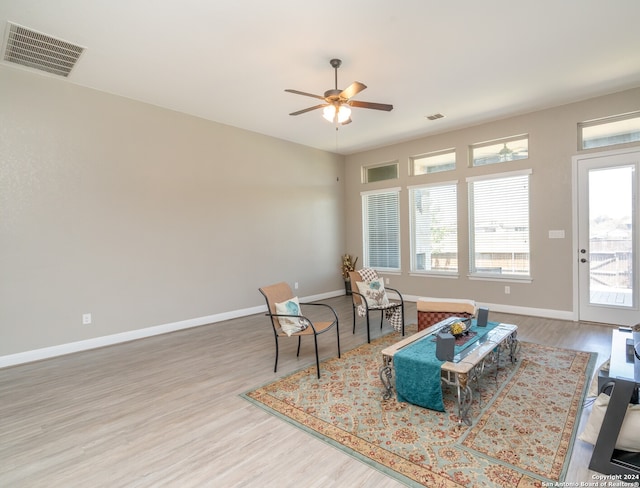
[356,278,390,308]
[274,297,309,336]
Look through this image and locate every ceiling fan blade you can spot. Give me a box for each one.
[285,89,326,101]
[340,82,367,100]
[341,117,352,125]
[348,100,393,111]
[289,104,328,116]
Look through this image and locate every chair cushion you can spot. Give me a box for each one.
[578,392,640,452]
[274,297,308,336]
[356,278,390,308]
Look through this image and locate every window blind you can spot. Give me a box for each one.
[468,171,530,276]
[410,183,458,272]
[362,189,400,271]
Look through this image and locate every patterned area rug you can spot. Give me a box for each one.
[242,325,596,487]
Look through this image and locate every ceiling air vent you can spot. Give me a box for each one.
[2,22,85,77]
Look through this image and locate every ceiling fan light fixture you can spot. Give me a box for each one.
[322,105,337,122]
[337,104,351,123]
[323,104,351,124]
[286,58,392,124]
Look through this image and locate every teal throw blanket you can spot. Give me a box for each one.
[394,320,498,411]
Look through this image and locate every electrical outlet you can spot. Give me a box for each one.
[385,278,390,285]
[82,313,92,325]
[504,286,511,295]
[294,282,299,289]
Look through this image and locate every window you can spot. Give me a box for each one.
[362,188,400,271]
[411,149,456,175]
[409,182,458,273]
[579,112,640,150]
[468,170,531,277]
[470,135,529,167]
[363,161,399,183]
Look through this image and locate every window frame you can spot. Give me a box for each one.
[578,111,640,151]
[361,187,401,272]
[469,134,529,167]
[467,169,532,281]
[362,160,399,184]
[410,149,456,176]
[408,181,459,276]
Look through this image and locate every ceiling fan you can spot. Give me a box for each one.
[285,58,393,125]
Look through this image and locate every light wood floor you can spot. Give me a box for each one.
[0,296,615,487]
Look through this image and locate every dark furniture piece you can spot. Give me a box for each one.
[589,328,640,476]
[416,297,476,332]
[348,270,404,343]
[259,282,340,378]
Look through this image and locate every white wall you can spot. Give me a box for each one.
[0,65,345,359]
[344,87,640,318]
[3,61,639,363]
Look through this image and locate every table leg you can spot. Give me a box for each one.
[457,373,473,426]
[589,378,640,475]
[380,357,394,400]
[508,332,519,362]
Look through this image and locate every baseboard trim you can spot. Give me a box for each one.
[0,289,347,369]
[0,289,569,368]
[404,293,575,321]
[480,302,575,321]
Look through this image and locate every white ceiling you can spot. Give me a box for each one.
[2,0,640,155]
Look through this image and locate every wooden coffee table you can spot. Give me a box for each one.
[380,321,519,425]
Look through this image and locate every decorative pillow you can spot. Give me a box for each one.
[578,392,640,452]
[274,297,308,336]
[356,278,390,308]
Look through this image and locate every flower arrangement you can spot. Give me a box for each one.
[448,321,471,338]
[450,321,466,337]
[341,254,358,280]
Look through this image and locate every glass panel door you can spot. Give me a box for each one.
[577,149,639,325]
[588,166,633,307]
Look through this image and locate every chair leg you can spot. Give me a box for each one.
[296,336,301,357]
[274,336,279,373]
[313,335,320,379]
[380,310,384,329]
[366,313,371,343]
[352,303,356,334]
[336,321,341,358]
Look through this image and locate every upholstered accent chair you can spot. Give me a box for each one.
[348,270,405,343]
[259,282,340,378]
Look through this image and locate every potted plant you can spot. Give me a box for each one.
[341,254,358,295]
